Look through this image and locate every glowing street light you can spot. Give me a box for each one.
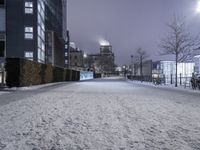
[83,53,88,69]
[196,0,200,13]
[83,53,87,58]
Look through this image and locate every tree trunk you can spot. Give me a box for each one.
[175,53,178,87]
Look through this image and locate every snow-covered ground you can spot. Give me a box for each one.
[0,77,200,150]
[127,79,200,94]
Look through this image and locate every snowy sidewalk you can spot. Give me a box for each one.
[127,79,200,94]
[0,77,200,150]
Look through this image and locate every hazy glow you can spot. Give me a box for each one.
[83,53,87,58]
[196,0,200,13]
[99,39,110,46]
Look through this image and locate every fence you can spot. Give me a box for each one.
[162,74,192,87]
[127,75,152,82]
[128,74,193,88]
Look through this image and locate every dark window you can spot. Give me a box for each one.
[0,41,5,57]
[74,56,77,59]
[0,0,4,5]
[75,62,77,66]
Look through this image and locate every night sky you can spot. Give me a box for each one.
[67,0,200,65]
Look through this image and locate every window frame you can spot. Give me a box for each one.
[24,26,34,40]
[24,1,33,14]
[24,51,33,60]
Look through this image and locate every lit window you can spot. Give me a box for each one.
[24,51,33,60]
[25,27,33,33]
[25,2,33,7]
[24,27,33,39]
[65,52,68,57]
[25,8,33,14]
[25,33,33,39]
[25,1,33,14]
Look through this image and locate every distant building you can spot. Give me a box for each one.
[85,45,115,74]
[64,31,70,68]
[152,61,195,84]
[100,45,112,55]
[69,46,84,69]
[84,54,99,71]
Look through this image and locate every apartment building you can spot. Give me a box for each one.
[0,0,67,67]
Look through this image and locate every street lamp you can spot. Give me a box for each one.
[196,0,200,13]
[131,55,133,81]
[83,53,88,70]
[83,53,87,58]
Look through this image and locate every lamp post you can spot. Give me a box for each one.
[196,0,200,13]
[83,53,88,70]
[131,55,133,81]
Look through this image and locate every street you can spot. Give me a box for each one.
[0,77,200,150]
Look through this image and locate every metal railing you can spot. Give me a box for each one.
[128,74,197,89]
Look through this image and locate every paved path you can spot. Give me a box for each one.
[0,77,200,150]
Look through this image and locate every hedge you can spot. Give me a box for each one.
[5,58,82,87]
[94,73,102,78]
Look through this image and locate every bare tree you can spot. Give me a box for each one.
[134,48,149,78]
[160,16,199,87]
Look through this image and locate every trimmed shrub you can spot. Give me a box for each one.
[44,64,53,83]
[53,67,64,82]
[65,69,71,81]
[20,59,42,86]
[94,73,102,78]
